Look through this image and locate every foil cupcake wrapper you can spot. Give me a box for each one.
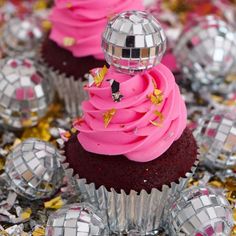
[58,139,199,235]
[38,45,88,118]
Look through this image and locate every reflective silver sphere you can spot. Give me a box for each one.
[175,15,236,90]
[46,203,107,236]
[194,110,236,169]
[0,58,54,129]
[102,11,166,74]
[166,186,233,236]
[0,17,43,58]
[4,138,64,200]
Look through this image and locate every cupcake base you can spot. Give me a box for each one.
[40,38,107,117]
[65,128,197,193]
[63,128,198,234]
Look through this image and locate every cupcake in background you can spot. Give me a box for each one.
[40,0,144,117]
[63,11,198,234]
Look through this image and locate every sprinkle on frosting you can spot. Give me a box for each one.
[110,79,123,102]
[149,89,163,105]
[103,108,116,128]
[150,110,164,127]
[63,37,76,47]
[93,65,108,87]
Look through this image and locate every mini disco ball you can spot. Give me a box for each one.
[102,10,166,74]
[0,57,54,129]
[46,203,107,236]
[4,138,64,200]
[166,186,233,235]
[174,15,236,91]
[0,17,43,58]
[194,110,236,169]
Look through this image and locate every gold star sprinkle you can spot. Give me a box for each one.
[93,65,108,87]
[103,108,116,128]
[149,89,163,105]
[63,37,76,47]
[150,110,164,127]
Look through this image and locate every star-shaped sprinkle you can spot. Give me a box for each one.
[103,108,116,128]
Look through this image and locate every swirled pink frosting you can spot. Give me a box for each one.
[49,0,144,59]
[74,64,187,162]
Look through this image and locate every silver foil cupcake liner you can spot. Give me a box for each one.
[58,138,199,235]
[38,46,88,118]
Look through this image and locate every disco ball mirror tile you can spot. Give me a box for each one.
[194,110,236,169]
[0,17,43,58]
[166,186,233,236]
[0,58,54,129]
[46,203,107,236]
[102,10,166,74]
[175,15,236,90]
[4,138,64,200]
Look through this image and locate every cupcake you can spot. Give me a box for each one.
[63,11,198,234]
[40,0,144,117]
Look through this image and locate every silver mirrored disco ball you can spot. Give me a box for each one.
[46,203,107,236]
[194,110,236,169]
[0,17,43,58]
[0,57,54,129]
[102,10,166,74]
[4,138,64,200]
[175,15,236,90]
[166,186,233,236]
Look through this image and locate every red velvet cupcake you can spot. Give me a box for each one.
[63,11,198,234]
[40,0,144,117]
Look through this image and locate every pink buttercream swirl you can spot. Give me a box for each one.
[74,64,187,162]
[49,0,144,59]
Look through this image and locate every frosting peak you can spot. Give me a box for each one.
[74,64,187,162]
[49,0,144,59]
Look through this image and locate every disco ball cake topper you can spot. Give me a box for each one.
[102,11,167,74]
[4,138,64,200]
[175,15,236,90]
[0,17,43,58]
[0,57,54,129]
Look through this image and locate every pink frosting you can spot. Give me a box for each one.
[49,0,144,59]
[74,64,187,162]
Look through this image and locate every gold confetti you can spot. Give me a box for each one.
[21,208,32,220]
[103,108,116,128]
[150,110,164,127]
[93,65,108,87]
[41,20,52,31]
[226,191,236,203]
[0,231,8,236]
[225,176,236,191]
[149,89,163,105]
[231,225,236,236]
[63,37,76,47]
[33,0,48,10]
[32,226,45,236]
[0,158,5,172]
[44,196,64,209]
[187,177,199,187]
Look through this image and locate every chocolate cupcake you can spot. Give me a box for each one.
[40,0,144,117]
[63,11,198,234]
